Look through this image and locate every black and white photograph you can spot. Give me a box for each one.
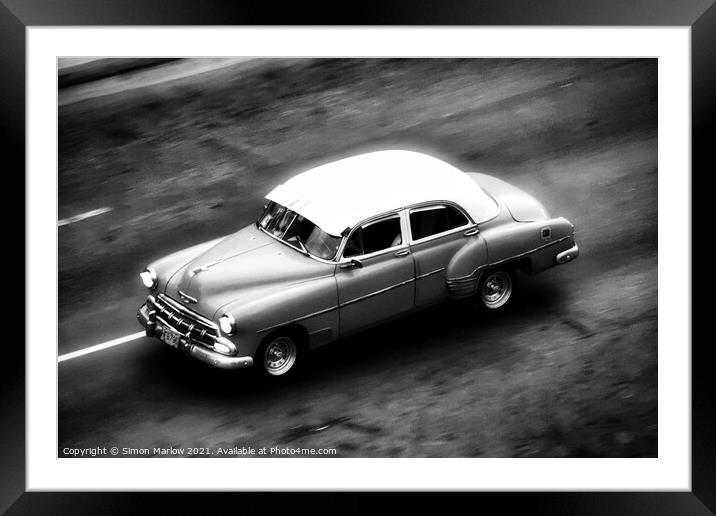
[4,0,710,509]
[58,56,658,459]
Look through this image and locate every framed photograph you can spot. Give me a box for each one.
[5,0,711,513]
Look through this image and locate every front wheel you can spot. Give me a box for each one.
[258,334,299,377]
[478,269,514,309]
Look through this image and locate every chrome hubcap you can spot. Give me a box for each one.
[481,271,512,308]
[263,337,297,376]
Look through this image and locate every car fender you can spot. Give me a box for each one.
[481,217,573,262]
[444,237,488,298]
[219,274,340,354]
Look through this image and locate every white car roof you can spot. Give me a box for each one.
[265,150,500,236]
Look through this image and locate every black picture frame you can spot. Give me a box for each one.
[4,1,712,513]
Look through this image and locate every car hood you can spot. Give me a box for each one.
[164,224,334,319]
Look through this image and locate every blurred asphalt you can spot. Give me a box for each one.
[58,58,657,457]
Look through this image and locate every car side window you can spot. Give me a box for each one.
[446,205,469,229]
[410,205,469,240]
[343,216,402,258]
[343,229,363,258]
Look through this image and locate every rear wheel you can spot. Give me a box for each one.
[258,334,299,377]
[478,269,514,309]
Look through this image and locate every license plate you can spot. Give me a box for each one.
[161,326,181,349]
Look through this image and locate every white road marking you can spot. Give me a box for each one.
[58,207,113,227]
[58,331,146,363]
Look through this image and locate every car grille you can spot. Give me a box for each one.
[148,293,219,348]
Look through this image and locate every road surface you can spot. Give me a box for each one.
[58,58,657,457]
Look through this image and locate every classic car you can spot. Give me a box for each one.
[137,150,578,377]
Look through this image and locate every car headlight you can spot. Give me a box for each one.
[139,267,157,289]
[219,313,235,335]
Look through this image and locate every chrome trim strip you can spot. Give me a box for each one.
[339,243,408,263]
[408,223,475,246]
[309,327,333,336]
[154,314,170,327]
[191,257,226,275]
[256,276,418,333]
[256,305,339,334]
[257,276,418,334]
[178,290,198,304]
[448,235,572,282]
[416,267,446,280]
[340,277,415,308]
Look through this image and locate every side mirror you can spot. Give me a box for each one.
[339,258,363,269]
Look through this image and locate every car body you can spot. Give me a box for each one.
[137,150,578,376]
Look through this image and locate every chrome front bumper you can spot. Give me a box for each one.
[556,242,579,264]
[137,303,253,370]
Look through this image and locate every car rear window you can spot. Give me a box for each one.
[410,205,468,240]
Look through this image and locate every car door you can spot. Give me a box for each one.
[336,212,415,337]
[408,203,476,307]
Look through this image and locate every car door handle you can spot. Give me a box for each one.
[394,249,410,257]
[463,227,479,236]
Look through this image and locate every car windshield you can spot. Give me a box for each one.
[257,201,342,260]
